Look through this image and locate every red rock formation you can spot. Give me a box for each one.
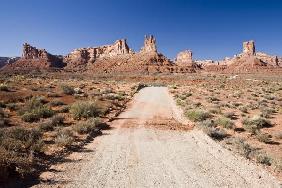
[243,40,255,56]
[175,50,193,66]
[1,43,63,71]
[64,39,132,68]
[140,35,157,53]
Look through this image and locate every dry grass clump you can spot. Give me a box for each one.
[70,101,104,120]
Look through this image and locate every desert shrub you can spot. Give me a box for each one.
[239,106,248,113]
[185,109,210,122]
[206,96,220,103]
[264,95,275,100]
[208,107,221,114]
[205,127,227,140]
[58,105,70,113]
[134,83,148,92]
[273,159,282,172]
[19,97,55,122]
[70,101,103,120]
[256,153,272,166]
[73,118,101,134]
[0,108,7,127]
[104,93,125,101]
[178,93,192,100]
[223,112,236,119]
[21,112,40,122]
[230,138,254,158]
[198,119,215,128]
[39,115,64,131]
[49,100,65,107]
[21,106,54,122]
[6,103,18,111]
[260,107,275,118]
[256,132,272,144]
[242,115,272,134]
[0,101,6,108]
[215,117,234,129]
[273,132,282,140]
[61,85,75,95]
[47,92,61,98]
[0,84,9,91]
[55,129,74,147]
[0,127,44,177]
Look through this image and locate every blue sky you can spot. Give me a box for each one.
[0,0,282,60]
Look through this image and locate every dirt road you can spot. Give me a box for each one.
[35,87,280,188]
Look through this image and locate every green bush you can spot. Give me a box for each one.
[185,109,210,122]
[215,117,234,129]
[74,118,101,134]
[70,101,103,120]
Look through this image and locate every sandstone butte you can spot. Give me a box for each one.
[1,35,282,74]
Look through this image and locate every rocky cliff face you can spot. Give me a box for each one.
[22,43,61,63]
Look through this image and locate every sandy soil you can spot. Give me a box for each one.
[34,87,281,188]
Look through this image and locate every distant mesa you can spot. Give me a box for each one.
[1,37,281,74]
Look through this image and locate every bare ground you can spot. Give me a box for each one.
[34,87,281,188]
